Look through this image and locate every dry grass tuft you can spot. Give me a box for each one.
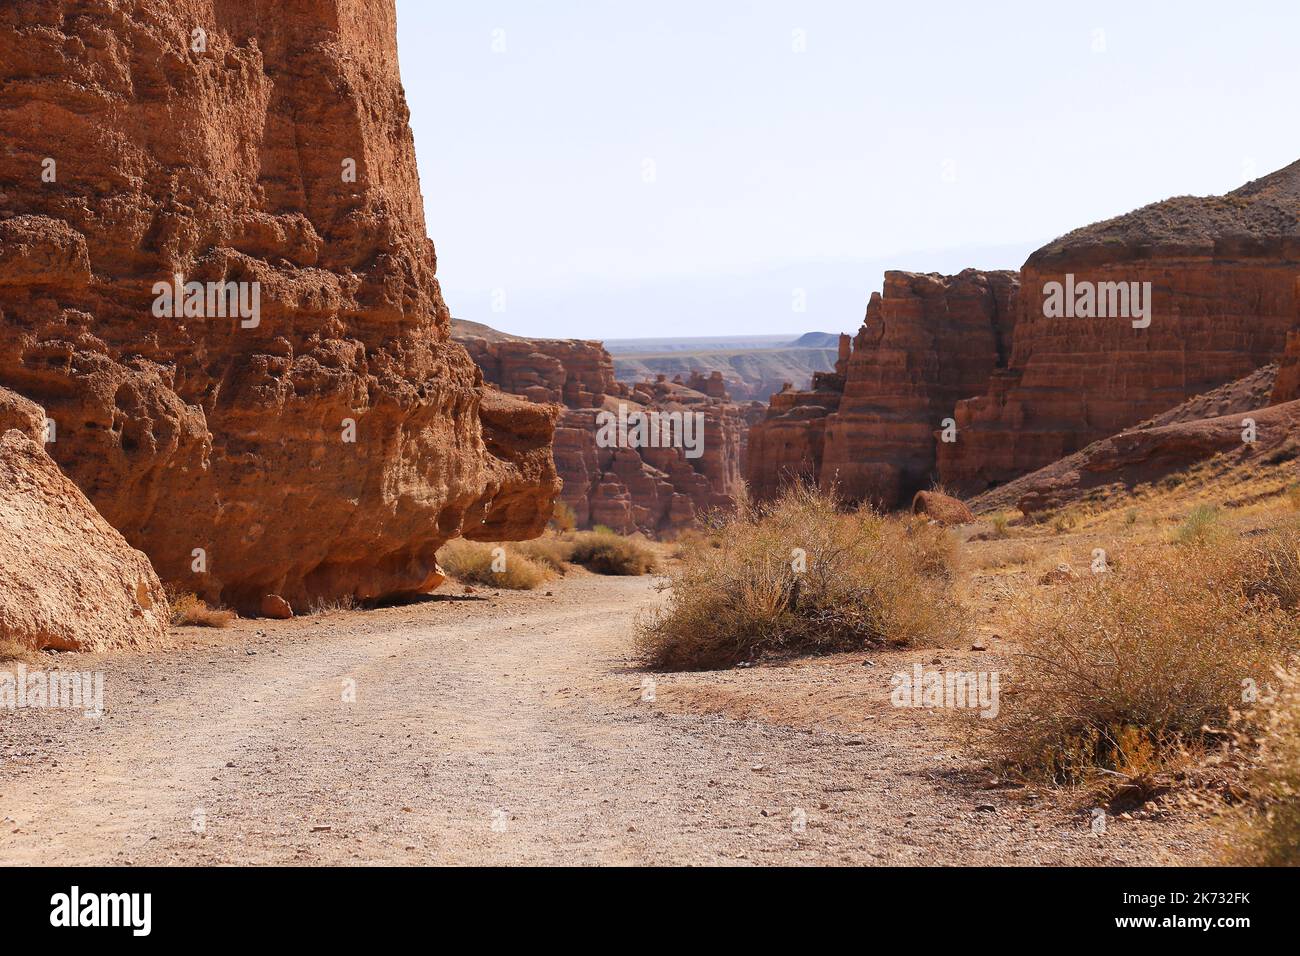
[511,535,573,574]
[1228,668,1300,865]
[634,483,967,670]
[0,638,38,663]
[990,529,1300,788]
[438,539,554,590]
[1172,503,1226,546]
[168,591,236,628]
[568,530,658,576]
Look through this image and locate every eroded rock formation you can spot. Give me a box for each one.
[1,389,169,651]
[939,162,1300,495]
[458,330,746,535]
[748,270,1018,506]
[968,365,1291,515]
[0,1,558,613]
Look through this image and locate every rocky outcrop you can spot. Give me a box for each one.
[748,270,1018,506]
[0,1,558,613]
[820,270,1018,506]
[457,335,620,408]
[969,366,1292,515]
[971,399,1300,517]
[457,328,746,536]
[939,161,1300,495]
[1,390,169,652]
[911,490,974,526]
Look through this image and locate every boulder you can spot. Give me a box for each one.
[260,595,294,620]
[911,490,974,526]
[0,427,169,652]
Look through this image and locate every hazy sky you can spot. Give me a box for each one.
[396,1,1300,340]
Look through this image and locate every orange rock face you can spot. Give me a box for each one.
[2,389,170,651]
[0,1,558,613]
[911,490,974,526]
[939,162,1300,495]
[969,365,1287,516]
[459,332,745,535]
[748,271,1018,507]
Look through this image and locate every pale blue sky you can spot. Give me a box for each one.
[396,0,1300,339]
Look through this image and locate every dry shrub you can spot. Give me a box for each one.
[634,483,967,671]
[1229,668,1300,865]
[168,591,236,628]
[511,535,573,574]
[438,539,554,590]
[0,638,37,662]
[992,533,1300,786]
[308,595,356,615]
[568,530,658,576]
[549,501,578,533]
[1172,504,1225,546]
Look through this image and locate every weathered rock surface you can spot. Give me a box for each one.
[0,1,558,612]
[911,490,974,526]
[1,404,169,652]
[821,270,1018,506]
[970,385,1300,516]
[940,161,1300,495]
[748,270,1018,506]
[457,328,746,535]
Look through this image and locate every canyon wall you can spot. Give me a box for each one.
[459,333,746,536]
[938,162,1300,495]
[747,270,1018,506]
[0,0,558,613]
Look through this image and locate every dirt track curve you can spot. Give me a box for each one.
[0,572,1210,866]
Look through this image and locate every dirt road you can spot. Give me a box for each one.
[0,571,1209,865]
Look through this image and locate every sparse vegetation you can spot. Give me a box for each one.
[1228,668,1300,865]
[511,535,573,574]
[634,483,967,670]
[549,501,578,533]
[438,539,554,590]
[991,530,1300,789]
[568,529,658,576]
[438,528,659,587]
[168,591,237,628]
[1285,483,1300,512]
[990,512,1011,539]
[0,638,34,662]
[1172,504,1225,546]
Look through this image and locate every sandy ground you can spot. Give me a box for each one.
[0,569,1216,866]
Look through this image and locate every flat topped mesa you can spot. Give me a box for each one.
[939,160,1300,496]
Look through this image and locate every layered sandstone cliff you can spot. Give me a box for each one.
[0,1,558,612]
[748,270,1018,506]
[458,330,745,535]
[939,162,1300,495]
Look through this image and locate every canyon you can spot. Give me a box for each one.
[0,0,557,622]
[455,324,751,535]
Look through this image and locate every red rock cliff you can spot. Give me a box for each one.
[748,270,1018,506]
[458,332,745,536]
[939,161,1300,495]
[0,0,559,612]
